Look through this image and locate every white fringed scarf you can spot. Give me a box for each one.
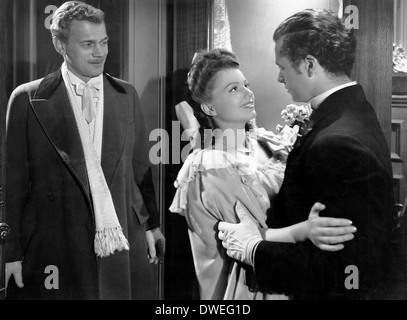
[61,63,129,258]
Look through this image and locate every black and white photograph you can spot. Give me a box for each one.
[0,0,406,312]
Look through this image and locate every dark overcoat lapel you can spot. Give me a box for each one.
[101,73,128,187]
[29,70,129,196]
[30,71,90,201]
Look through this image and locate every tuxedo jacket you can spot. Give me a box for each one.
[5,69,159,299]
[255,85,395,299]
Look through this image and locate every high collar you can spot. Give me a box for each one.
[309,81,357,109]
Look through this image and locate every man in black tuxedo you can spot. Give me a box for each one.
[219,9,395,299]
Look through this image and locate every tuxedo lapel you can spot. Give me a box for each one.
[30,70,90,198]
[101,74,128,187]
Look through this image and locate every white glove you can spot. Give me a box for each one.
[218,201,263,266]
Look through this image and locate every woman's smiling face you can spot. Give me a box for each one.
[206,68,256,130]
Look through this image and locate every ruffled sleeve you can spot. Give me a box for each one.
[168,149,200,215]
[168,149,232,216]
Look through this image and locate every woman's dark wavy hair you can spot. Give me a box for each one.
[273,9,356,77]
[186,48,256,148]
[50,1,105,43]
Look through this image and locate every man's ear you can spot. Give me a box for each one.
[53,37,66,56]
[201,103,217,116]
[304,55,317,77]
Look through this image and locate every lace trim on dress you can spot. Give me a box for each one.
[169,127,298,216]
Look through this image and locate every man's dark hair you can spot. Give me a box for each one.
[273,9,356,77]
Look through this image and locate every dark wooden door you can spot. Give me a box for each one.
[344,0,393,145]
[164,0,213,300]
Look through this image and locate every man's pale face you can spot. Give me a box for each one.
[62,20,109,83]
[275,40,312,103]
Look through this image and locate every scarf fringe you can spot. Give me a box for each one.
[94,227,130,258]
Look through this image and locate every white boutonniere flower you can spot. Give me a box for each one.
[276,104,314,147]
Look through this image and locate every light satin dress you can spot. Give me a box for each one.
[170,127,297,300]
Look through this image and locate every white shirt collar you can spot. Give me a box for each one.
[61,62,105,158]
[309,81,357,109]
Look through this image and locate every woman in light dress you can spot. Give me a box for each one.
[170,49,355,300]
